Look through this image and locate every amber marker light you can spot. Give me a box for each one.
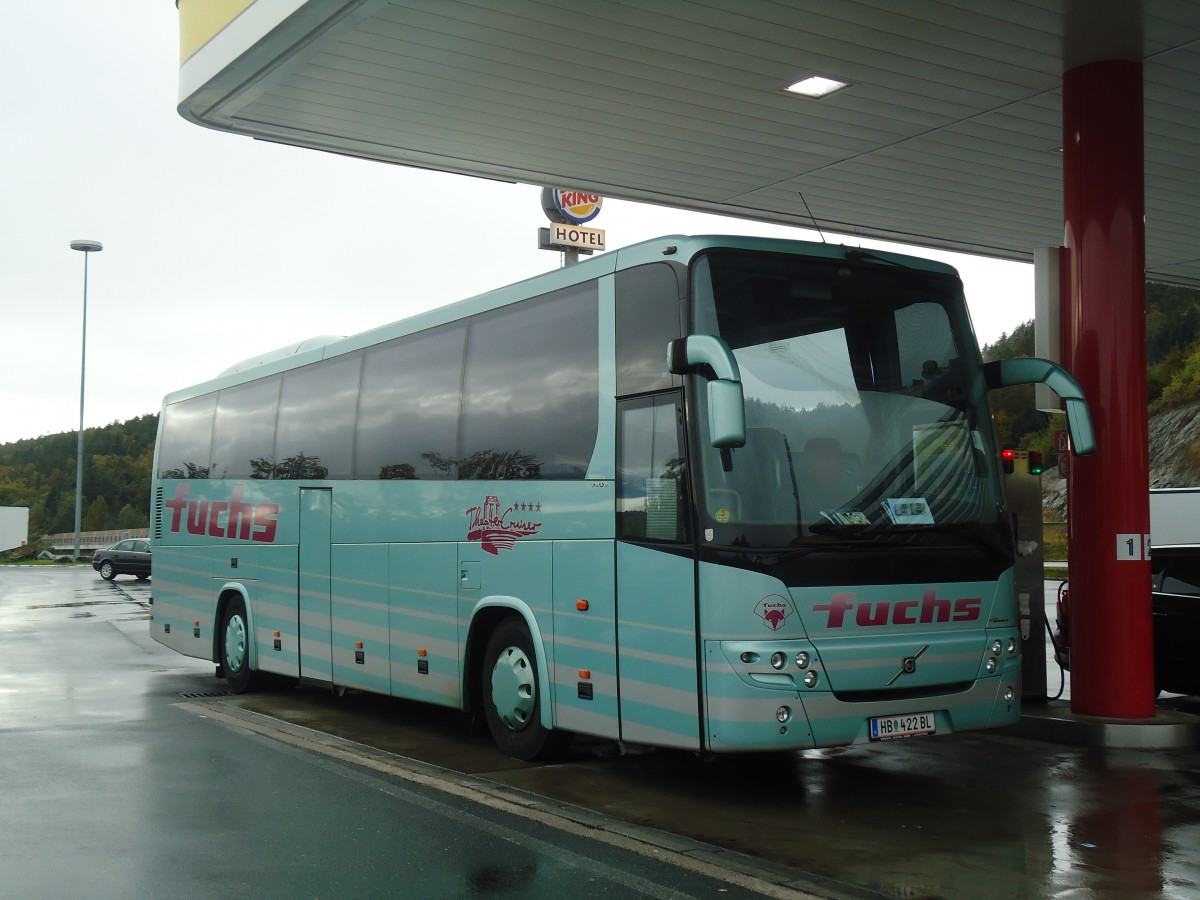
[418,648,427,657]
[578,670,591,679]
[355,641,363,649]
[576,599,589,611]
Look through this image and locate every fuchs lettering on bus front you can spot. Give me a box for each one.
[813,591,982,628]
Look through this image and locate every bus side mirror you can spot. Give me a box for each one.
[668,335,747,449]
[983,358,1096,455]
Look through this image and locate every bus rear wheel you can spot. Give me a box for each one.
[220,596,257,693]
[481,617,566,761]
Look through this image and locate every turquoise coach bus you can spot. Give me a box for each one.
[149,234,1094,760]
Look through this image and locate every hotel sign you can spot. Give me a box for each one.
[540,222,606,251]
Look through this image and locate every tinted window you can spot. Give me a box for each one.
[276,352,361,480]
[690,250,1001,549]
[1162,556,1200,596]
[211,377,281,480]
[460,284,598,480]
[158,394,216,479]
[616,263,683,396]
[617,394,688,541]
[356,322,467,480]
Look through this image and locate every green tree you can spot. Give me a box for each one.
[83,496,111,531]
[116,504,149,529]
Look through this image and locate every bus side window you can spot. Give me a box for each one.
[617,394,688,542]
[615,263,684,397]
[211,377,281,480]
[158,393,216,479]
[461,284,599,480]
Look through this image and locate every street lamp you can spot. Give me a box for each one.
[69,239,102,561]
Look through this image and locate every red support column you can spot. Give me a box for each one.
[1061,60,1154,718]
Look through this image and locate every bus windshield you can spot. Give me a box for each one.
[691,249,1007,551]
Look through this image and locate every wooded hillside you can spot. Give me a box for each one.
[0,415,156,540]
[983,281,1200,470]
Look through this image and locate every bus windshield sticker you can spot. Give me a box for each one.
[820,509,870,526]
[466,495,543,554]
[882,498,935,525]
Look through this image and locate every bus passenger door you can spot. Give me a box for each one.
[616,394,701,750]
[298,487,333,682]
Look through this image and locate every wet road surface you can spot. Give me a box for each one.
[0,567,788,899]
[4,567,1200,898]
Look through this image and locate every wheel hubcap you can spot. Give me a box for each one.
[225,614,247,671]
[490,645,535,731]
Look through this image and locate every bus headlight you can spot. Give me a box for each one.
[1007,638,1018,655]
[795,651,810,669]
[770,651,787,670]
[776,706,792,723]
[991,640,1003,656]
[803,671,819,688]
[985,658,998,674]
[1003,686,1015,702]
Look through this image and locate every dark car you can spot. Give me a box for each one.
[1054,545,1200,695]
[1151,546,1200,695]
[92,538,151,581]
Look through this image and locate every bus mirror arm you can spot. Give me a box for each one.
[982,358,1096,456]
[668,335,747,449]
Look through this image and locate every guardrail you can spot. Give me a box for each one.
[43,529,150,552]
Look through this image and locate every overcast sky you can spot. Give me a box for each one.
[0,2,1036,448]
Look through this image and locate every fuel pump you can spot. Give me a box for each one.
[1003,449,1048,700]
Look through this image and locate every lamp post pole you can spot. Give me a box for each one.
[69,240,102,561]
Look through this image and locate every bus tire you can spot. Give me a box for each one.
[220,595,257,693]
[481,617,566,761]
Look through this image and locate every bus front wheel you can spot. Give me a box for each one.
[220,596,257,693]
[481,617,566,761]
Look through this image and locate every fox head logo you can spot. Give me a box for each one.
[754,594,793,632]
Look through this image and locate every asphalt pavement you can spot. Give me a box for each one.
[0,566,794,899]
[4,567,1200,899]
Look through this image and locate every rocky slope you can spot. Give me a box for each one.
[1043,400,1200,520]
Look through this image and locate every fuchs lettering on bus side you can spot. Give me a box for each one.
[164,484,280,543]
[466,495,542,555]
[813,590,981,628]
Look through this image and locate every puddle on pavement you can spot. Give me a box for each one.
[29,599,133,610]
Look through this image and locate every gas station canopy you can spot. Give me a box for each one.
[178,1,1200,284]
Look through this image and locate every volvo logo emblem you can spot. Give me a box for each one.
[887,645,929,686]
